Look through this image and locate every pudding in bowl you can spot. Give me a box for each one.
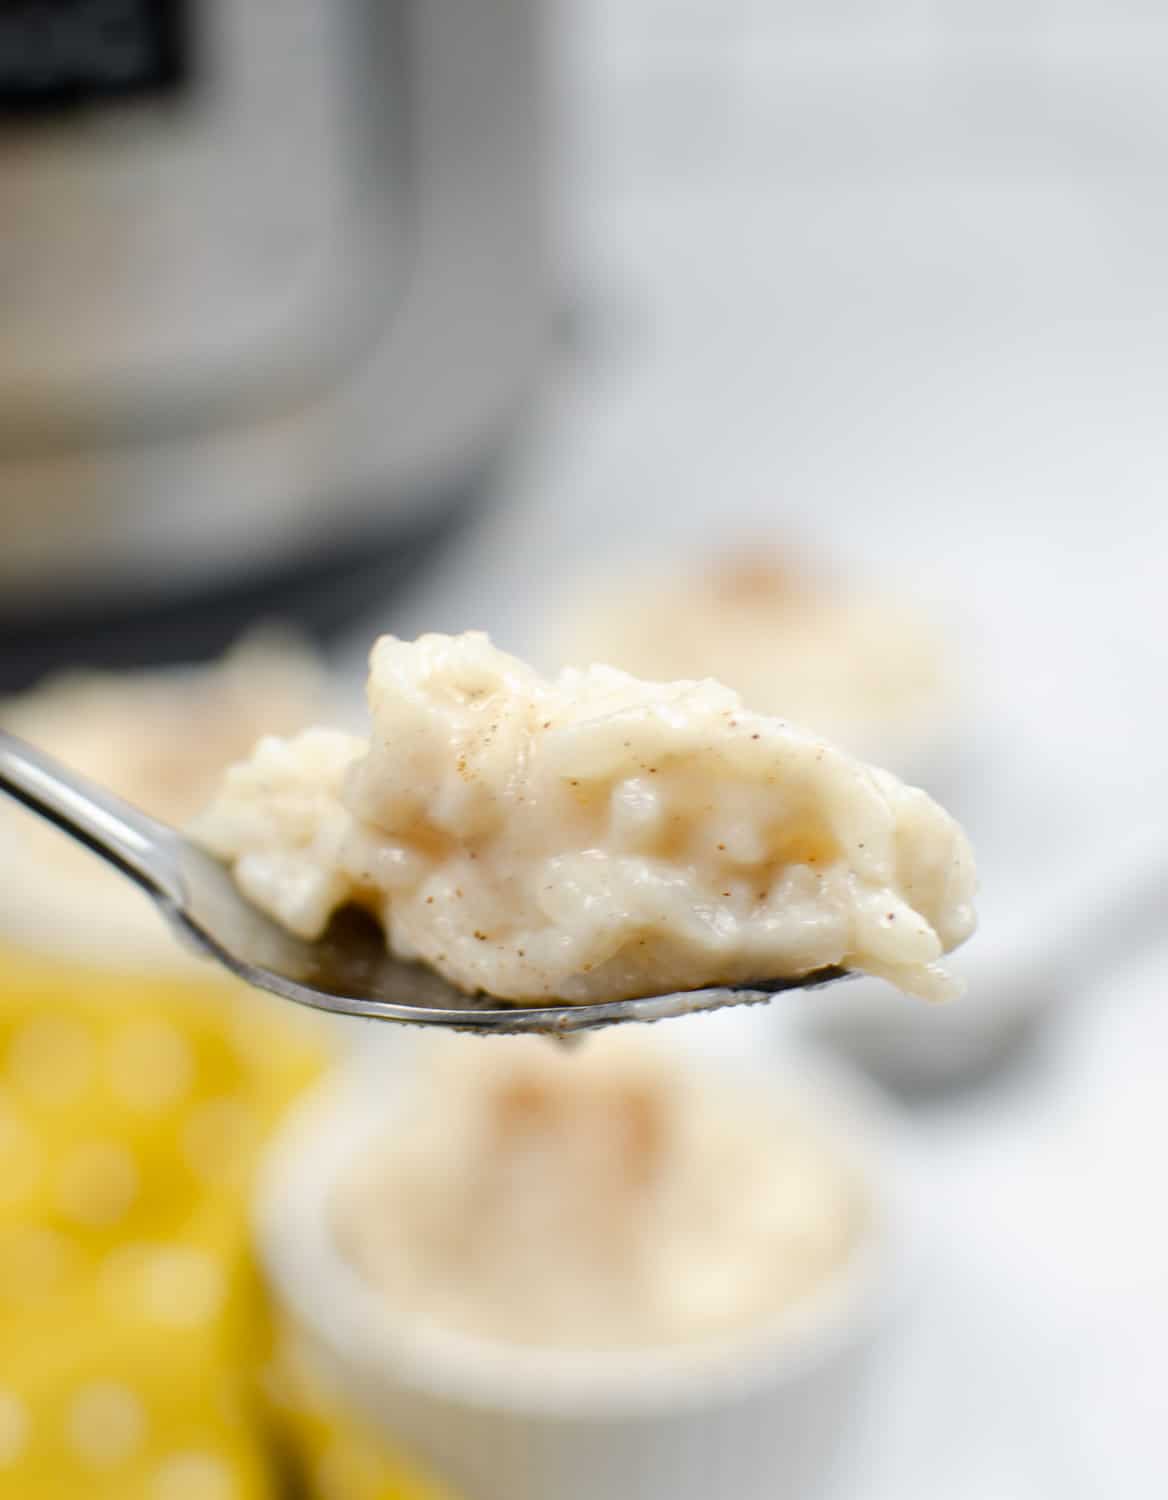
[258,1031,913,1500]
[334,1032,866,1351]
[549,548,961,789]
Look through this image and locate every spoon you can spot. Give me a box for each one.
[0,729,850,1036]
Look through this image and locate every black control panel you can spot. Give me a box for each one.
[0,0,187,111]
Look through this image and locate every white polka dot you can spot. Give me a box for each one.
[99,1242,227,1327]
[180,1097,256,1184]
[68,1383,145,1466]
[151,1451,237,1500]
[141,1247,226,1327]
[7,1017,94,1104]
[0,1391,28,1466]
[107,1022,194,1113]
[55,1142,139,1228]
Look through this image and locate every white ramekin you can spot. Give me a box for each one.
[256,1037,917,1500]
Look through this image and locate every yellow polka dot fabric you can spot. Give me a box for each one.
[0,946,455,1500]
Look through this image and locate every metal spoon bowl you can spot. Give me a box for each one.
[0,729,850,1036]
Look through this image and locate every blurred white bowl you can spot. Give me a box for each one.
[257,1038,917,1500]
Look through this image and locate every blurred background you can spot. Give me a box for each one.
[2,2,1168,1497]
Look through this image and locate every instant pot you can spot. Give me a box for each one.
[0,0,548,688]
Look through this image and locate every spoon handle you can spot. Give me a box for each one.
[0,729,184,905]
